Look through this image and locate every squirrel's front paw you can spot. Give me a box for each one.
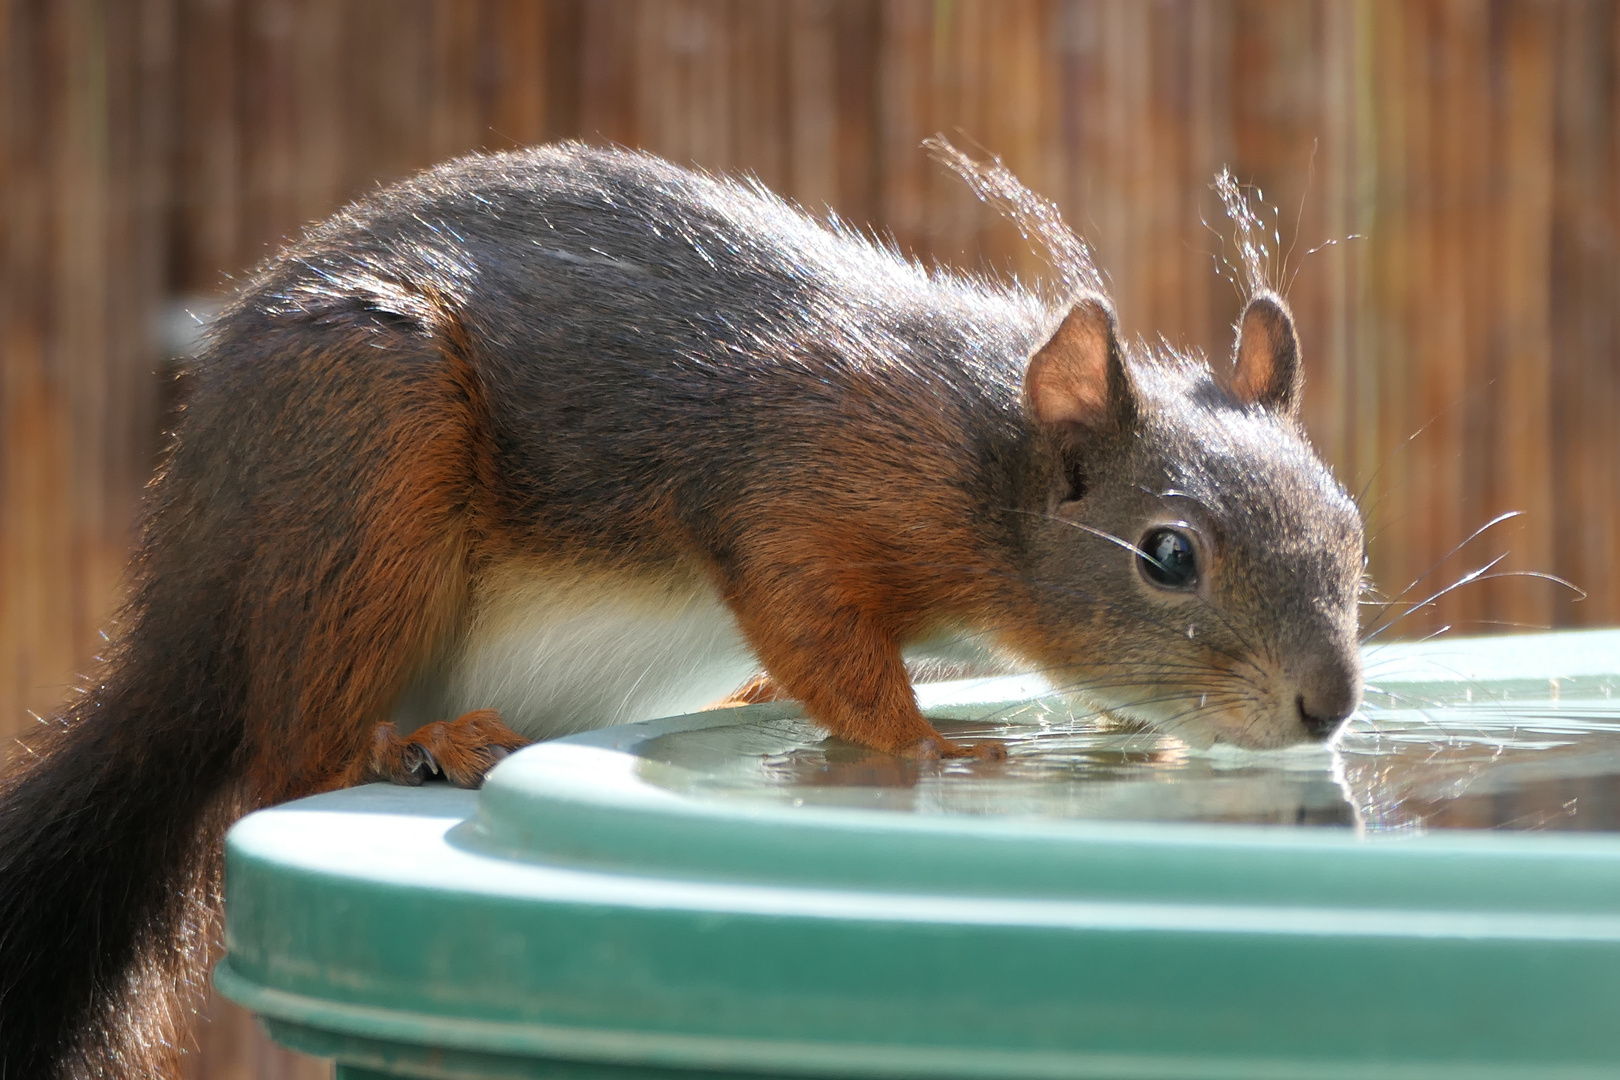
[963,739,1008,762]
[366,709,529,788]
[902,736,1006,761]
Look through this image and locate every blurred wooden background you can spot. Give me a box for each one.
[1,0,1616,1076]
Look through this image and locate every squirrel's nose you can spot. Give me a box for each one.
[1292,658,1361,740]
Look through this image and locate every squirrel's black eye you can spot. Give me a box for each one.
[1138,527,1199,590]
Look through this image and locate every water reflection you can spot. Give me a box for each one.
[1338,701,1620,832]
[642,692,1620,833]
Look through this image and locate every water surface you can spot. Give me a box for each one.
[639,675,1620,833]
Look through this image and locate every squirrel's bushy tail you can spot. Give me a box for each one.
[0,297,488,1077]
[0,592,246,1079]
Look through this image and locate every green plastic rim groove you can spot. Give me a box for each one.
[219,629,1620,1080]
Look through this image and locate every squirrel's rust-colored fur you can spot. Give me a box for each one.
[0,143,1362,1077]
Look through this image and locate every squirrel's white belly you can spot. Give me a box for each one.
[392,567,760,741]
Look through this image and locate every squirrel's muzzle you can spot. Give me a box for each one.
[1290,653,1362,740]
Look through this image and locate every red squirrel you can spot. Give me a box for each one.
[0,142,1362,1078]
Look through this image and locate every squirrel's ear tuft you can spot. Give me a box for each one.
[1230,293,1302,415]
[1023,295,1135,431]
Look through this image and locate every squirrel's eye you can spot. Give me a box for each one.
[1138,527,1199,590]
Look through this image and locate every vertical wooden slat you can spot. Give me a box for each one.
[542,0,584,140]
[290,0,343,225]
[1492,0,1557,628]
[693,0,736,169]
[340,0,431,192]
[577,0,635,144]
[52,0,107,701]
[429,0,481,159]
[1346,0,1382,538]
[1543,0,1617,627]
[106,0,174,562]
[1454,3,1497,631]
[1140,2,1182,345]
[1362,0,1413,631]
[977,0,1046,280]
[1391,0,1436,634]
[630,0,671,157]
[922,0,971,262]
[787,0,837,212]
[1183,0,1231,364]
[731,0,790,192]
[0,0,74,738]
[1055,0,1104,294]
[832,0,880,226]
[177,0,239,292]
[874,0,929,254]
[1422,0,1484,634]
[634,0,734,169]
[1612,0,1620,624]
[1314,0,1355,471]
[955,0,998,268]
[485,0,548,150]
[240,0,299,260]
[1100,0,1151,335]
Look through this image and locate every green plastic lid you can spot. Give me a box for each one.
[219,629,1620,1079]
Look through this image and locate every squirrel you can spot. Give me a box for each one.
[0,141,1363,1078]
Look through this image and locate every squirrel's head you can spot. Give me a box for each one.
[1013,292,1364,750]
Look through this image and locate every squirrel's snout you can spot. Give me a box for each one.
[1296,695,1351,739]
[1293,660,1361,740]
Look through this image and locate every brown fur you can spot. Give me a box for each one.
[232,301,510,801]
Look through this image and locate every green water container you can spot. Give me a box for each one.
[218,629,1620,1079]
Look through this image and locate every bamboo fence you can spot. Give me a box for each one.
[2,2,1618,1077]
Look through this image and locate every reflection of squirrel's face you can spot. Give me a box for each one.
[1012,298,1364,750]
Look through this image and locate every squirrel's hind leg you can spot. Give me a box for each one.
[212,298,511,806]
[361,709,530,788]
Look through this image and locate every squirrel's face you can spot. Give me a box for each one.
[1014,293,1364,750]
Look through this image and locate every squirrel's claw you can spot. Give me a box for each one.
[399,742,438,785]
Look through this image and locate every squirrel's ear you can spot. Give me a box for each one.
[1230,293,1303,415]
[1024,295,1135,431]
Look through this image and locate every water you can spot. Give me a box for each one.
[638,686,1620,833]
